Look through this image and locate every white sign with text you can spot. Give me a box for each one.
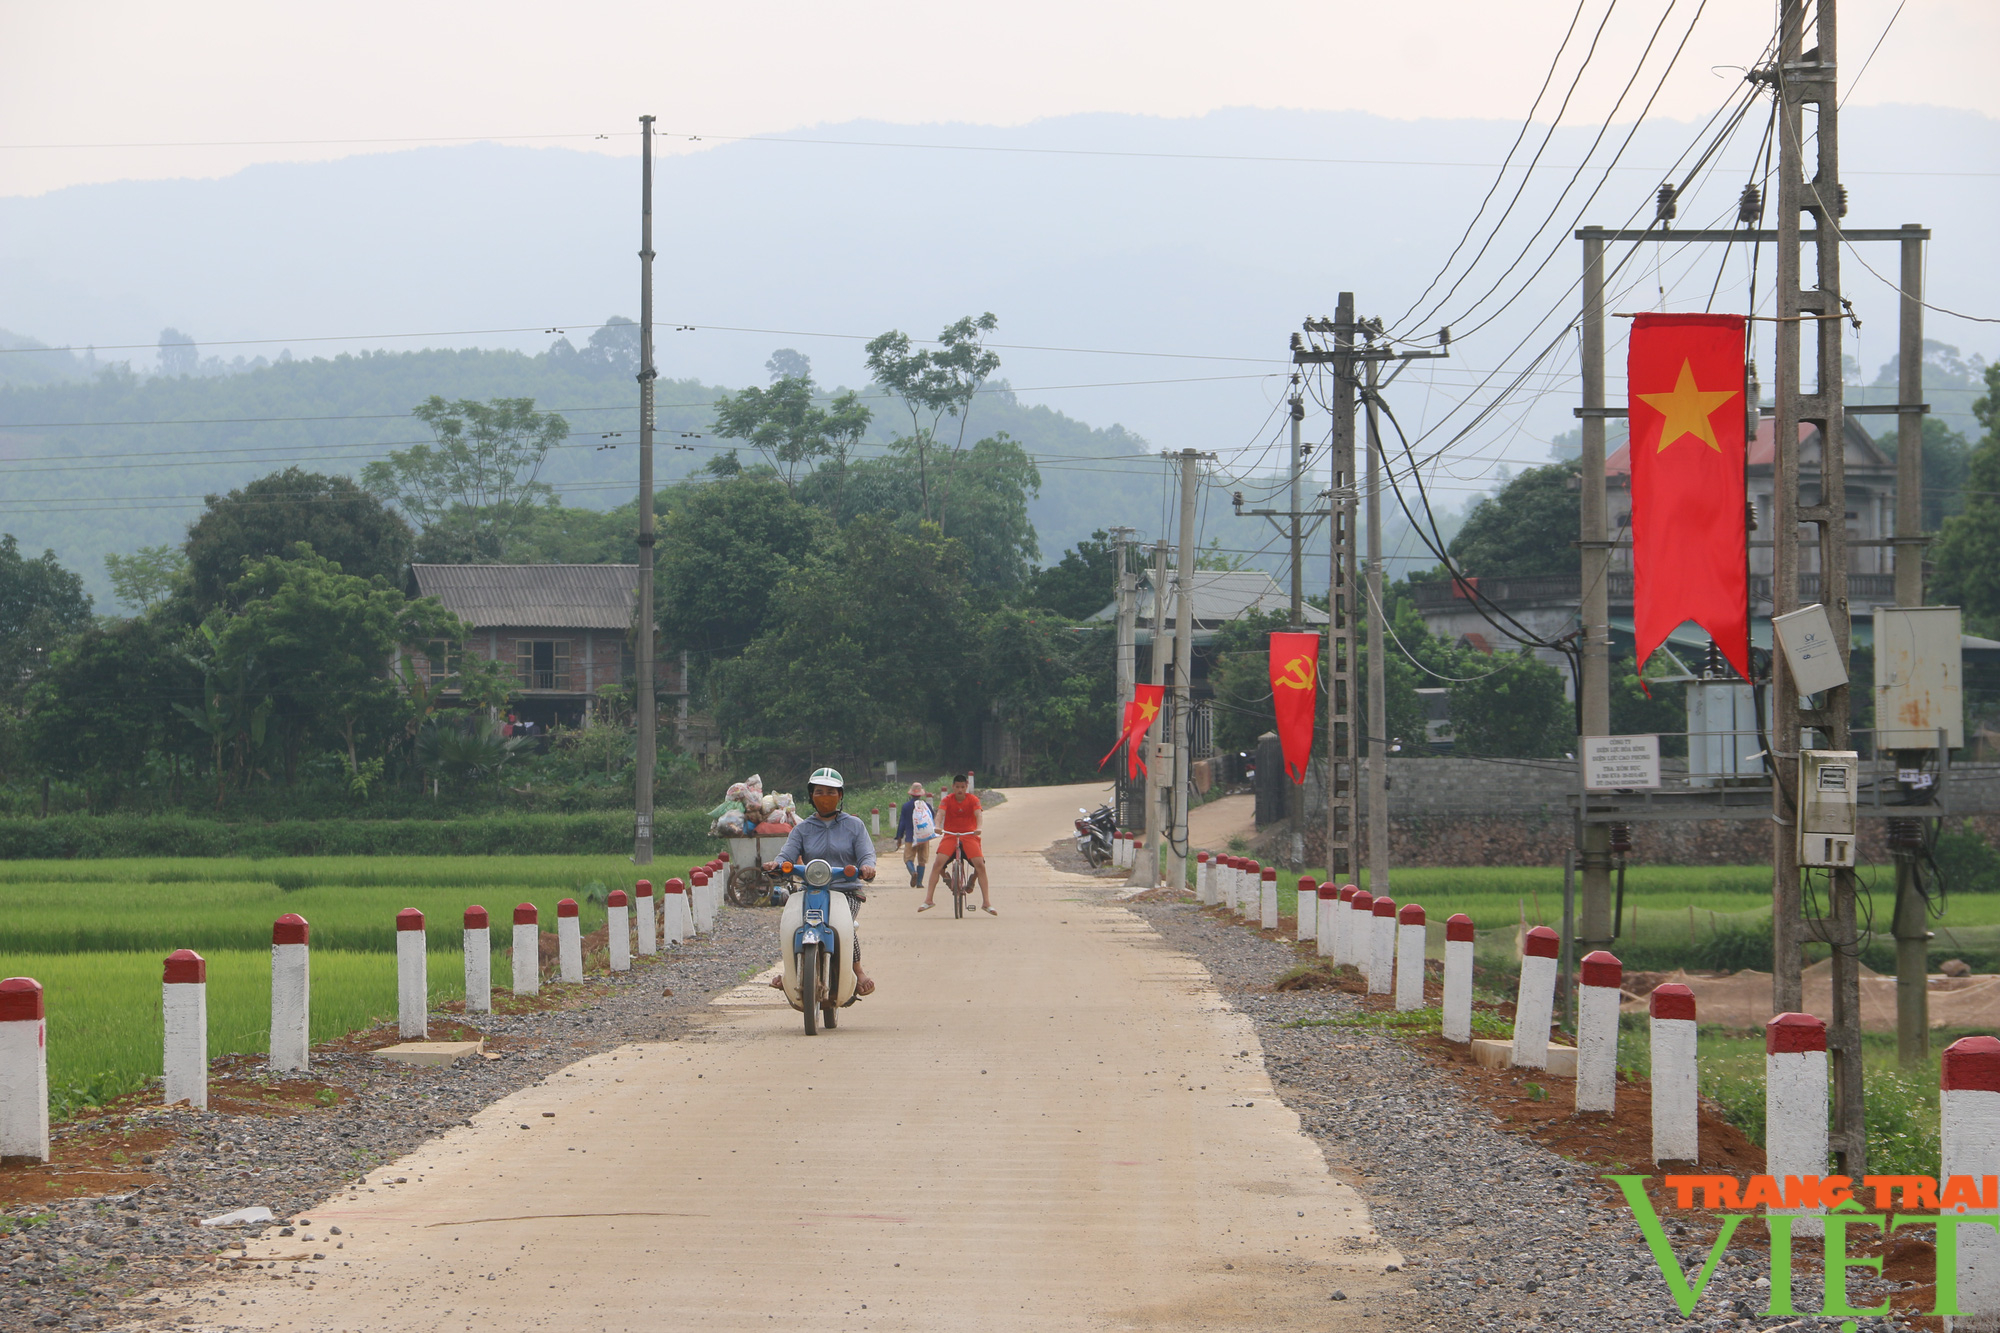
[1583,734,1661,790]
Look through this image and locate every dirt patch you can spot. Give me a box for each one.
[1040,836,1125,880]
[0,1123,173,1209]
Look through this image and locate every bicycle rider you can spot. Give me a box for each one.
[764,767,877,996]
[920,772,996,915]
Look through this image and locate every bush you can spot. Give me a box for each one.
[0,810,713,860]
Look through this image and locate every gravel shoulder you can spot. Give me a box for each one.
[1122,890,1911,1333]
[0,905,775,1333]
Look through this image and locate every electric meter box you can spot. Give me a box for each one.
[1772,603,1850,696]
[1873,606,1963,750]
[1798,749,1858,868]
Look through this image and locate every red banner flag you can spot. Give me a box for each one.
[1267,632,1320,783]
[1628,313,1751,681]
[1098,684,1166,778]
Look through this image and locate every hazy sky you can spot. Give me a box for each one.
[3,0,1985,198]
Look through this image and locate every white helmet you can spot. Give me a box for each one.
[809,766,845,789]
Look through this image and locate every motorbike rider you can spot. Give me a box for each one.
[765,767,877,996]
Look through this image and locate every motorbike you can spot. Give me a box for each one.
[774,858,861,1035]
[1074,803,1115,867]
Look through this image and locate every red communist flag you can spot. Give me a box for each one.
[1098,684,1166,778]
[1267,632,1320,783]
[1628,313,1750,681]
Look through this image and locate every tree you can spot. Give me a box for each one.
[545,317,639,378]
[1931,364,2000,635]
[654,477,831,654]
[104,544,189,613]
[23,617,189,798]
[1446,460,1580,578]
[157,328,198,377]
[865,313,1001,527]
[765,348,811,381]
[972,607,1110,780]
[0,535,93,709]
[217,548,468,778]
[361,397,567,540]
[1022,530,1122,620]
[185,468,413,611]
[710,374,872,500]
[1877,416,1973,529]
[1447,649,1572,757]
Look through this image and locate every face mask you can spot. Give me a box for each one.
[812,789,841,816]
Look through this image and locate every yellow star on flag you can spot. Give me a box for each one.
[1134,699,1159,723]
[1637,358,1739,453]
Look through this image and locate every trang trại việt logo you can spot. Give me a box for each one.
[1610,1173,2000,1326]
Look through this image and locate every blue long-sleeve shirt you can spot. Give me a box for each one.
[778,812,877,877]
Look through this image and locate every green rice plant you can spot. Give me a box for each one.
[0,949,465,1120]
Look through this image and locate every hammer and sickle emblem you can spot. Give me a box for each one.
[1275,657,1316,691]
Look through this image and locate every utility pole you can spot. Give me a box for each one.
[1111,525,1138,760]
[1325,298,1359,884]
[1577,233,1615,957]
[1770,0,1861,1174]
[1132,539,1171,887]
[1169,450,1211,892]
[1891,222,1930,1064]
[1289,378,1306,624]
[1361,352,1390,900]
[632,114,659,866]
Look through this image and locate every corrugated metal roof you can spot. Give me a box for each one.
[1090,569,1330,627]
[411,564,639,630]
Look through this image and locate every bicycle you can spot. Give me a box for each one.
[940,840,975,918]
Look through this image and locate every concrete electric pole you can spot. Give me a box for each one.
[632,114,659,866]
[1361,353,1391,901]
[1576,231,1615,960]
[1132,539,1171,887]
[1169,450,1211,891]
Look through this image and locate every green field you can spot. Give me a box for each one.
[0,854,722,1120]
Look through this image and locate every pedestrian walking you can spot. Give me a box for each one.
[896,783,937,888]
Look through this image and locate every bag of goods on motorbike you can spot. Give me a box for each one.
[708,797,745,822]
[725,782,747,802]
[754,820,791,836]
[743,773,764,796]
[713,810,748,836]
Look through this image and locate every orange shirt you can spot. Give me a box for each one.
[938,790,982,834]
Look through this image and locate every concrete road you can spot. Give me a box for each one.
[202,782,1399,1331]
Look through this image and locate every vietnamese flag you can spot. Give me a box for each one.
[1267,632,1320,783]
[1098,684,1166,778]
[1628,313,1750,681]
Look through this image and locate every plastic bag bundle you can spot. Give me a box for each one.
[744,773,765,796]
[725,782,746,803]
[711,810,748,836]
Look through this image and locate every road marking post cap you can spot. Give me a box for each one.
[1523,925,1560,959]
[464,905,489,929]
[635,880,653,897]
[272,914,310,946]
[1766,1011,1828,1054]
[1298,876,1317,894]
[1318,884,1337,899]
[163,949,206,984]
[1580,949,1622,988]
[1261,867,1277,882]
[1399,903,1425,926]
[608,889,628,908]
[1943,1035,2000,1093]
[1196,852,1209,863]
[665,878,685,894]
[1649,983,1696,1021]
[396,908,425,932]
[1372,895,1396,917]
[691,870,709,886]
[0,977,43,1021]
[557,898,580,918]
[1247,860,1260,873]
[514,903,538,925]
[1446,913,1476,942]
[1351,891,1374,911]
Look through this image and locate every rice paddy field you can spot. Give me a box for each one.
[0,854,715,1117]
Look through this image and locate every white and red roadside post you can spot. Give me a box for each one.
[1395,904,1426,1011]
[634,881,656,957]
[1332,886,1355,963]
[557,898,584,982]
[0,977,48,1163]
[512,903,540,996]
[1213,854,1229,906]
[1765,1012,1829,1236]
[1316,885,1337,958]
[1368,896,1396,995]
[1942,1034,2000,1327]
[663,878,687,946]
[162,950,207,1110]
[1511,925,1560,1070]
[1575,950,1621,1113]
[396,908,427,1040]
[1442,914,1475,1043]
[1241,861,1260,923]
[871,807,881,835]
[1260,867,1279,931]
[1648,983,1698,1162]
[710,857,730,913]
[1296,877,1318,945]
[1346,890,1373,969]
[608,890,631,973]
[690,870,711,936]
[463,906,491,1014]
[270,913,311,1072]
[1195,852,1211,904]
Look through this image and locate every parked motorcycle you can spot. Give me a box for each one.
[1075,803,1115,867]
[774,858,861,1034]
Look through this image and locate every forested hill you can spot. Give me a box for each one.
[0,333,1185,605]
